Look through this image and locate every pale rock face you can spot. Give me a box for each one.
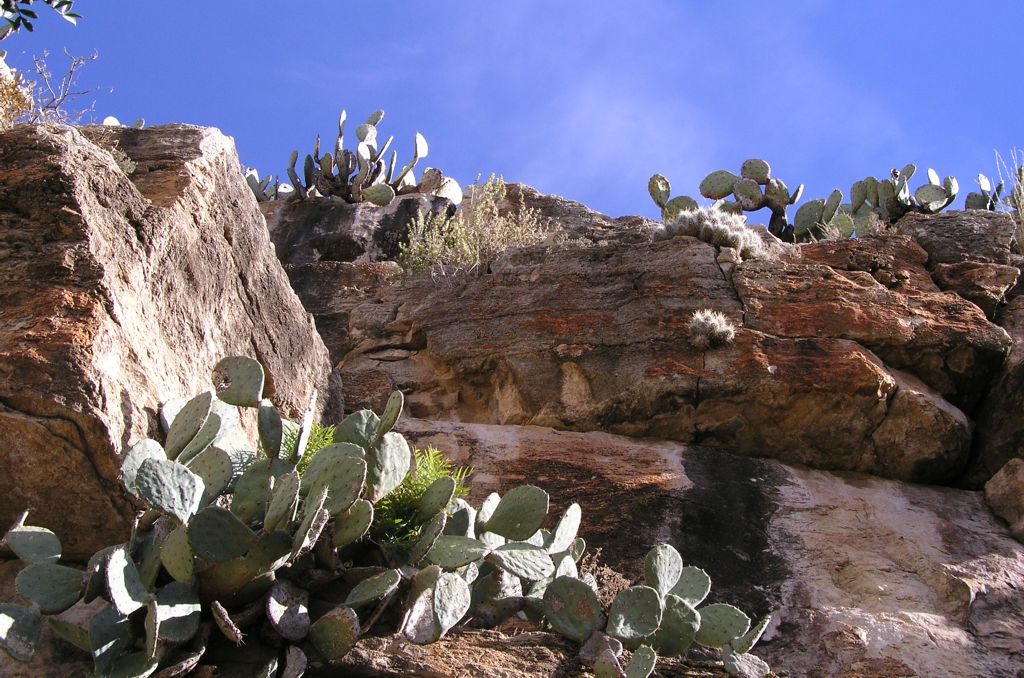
[985,458,1024,540]
[0,124,336,558]
[396,419,1024,678]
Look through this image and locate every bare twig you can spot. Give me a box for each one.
[26,48,98,124]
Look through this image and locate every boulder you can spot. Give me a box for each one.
[0,124,336,558]
[396,418,1024,678]
[984,458,1024,540]
[284,203,1009,483]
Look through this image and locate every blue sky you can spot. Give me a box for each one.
[5,2,1023,221]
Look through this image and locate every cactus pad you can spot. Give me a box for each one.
[307,455,367,516]
[133,458,204,524]
[416,476,456,523]
[652,594,700,657]
[263,470,301,533]
[309,605,360,661]
[176,411,221,466]
[211,600,244,645]
[185,445,233,504]
[266,580,310,642]
[694,603,750,649]
[188,506,258,563]
[669,566,711,606]
[292,488,330,559]
[4,525,61,564]
[292,390,318,462]
[699,170,738,200]
[915,183,949,211]
[106,546,150,616]
[792,199,825,239]
[213,356,265,407]
[365,432,412,502]
[14,563,82,615]
[433,572,471,637]
[409,511,447,566]
[345,568,401,608]
[121,439,166,498]
[607,585,663,646]
[136,517,174,590]
[160,524,195,583]
[300,443,365,494]
[732,178,765,211]
[402,588,440,644]
[484,485,549,541]
[258,399,283,458]
[283,645,307,678]
[625,645,657,678]
[488,543,555,581]
[740,159,771,184]
[82,546,116,604]
[88,606,132,674]
[731,612,772,654]
[0,603,41,662]
[164,390,213,460]
[363,183,396,206]
[426,536,490,569]
[542,576,605,642]
[332,499,374,548]
[230,459,273,524]
[336,409,380,450]
[644,543,682,598]
[648,174,671,208]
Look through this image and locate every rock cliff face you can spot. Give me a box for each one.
[0,124,336,558]
[3,124,1024,678]
[282,192,1013,487]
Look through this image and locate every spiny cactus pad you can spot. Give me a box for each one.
[160,524,195,582]
[346,569,402,608]
[731,613,772,654]
[336,410,380,451]
[292,488,330,559]
[106,546,150,616]
[14,563,82,615]
[484,485,549,541]
[164,390,213,460]
[644,543,683,598]
[607,585,663,646]
[547,503,581,554]
[4,525,61,564]
[543,576,605,643]
[669,565,711,607]
[409,511,448,566]
[625,645,658,678]
[307,455,367,516]
[0,605,42,663]
[230,459,274,524]
[121,439,166,497]
[267,580,310,642]
[488,543,555,581]
[133,457,204,524]
[434,572,471,637]
[188,506,258,563]
[258,399,284,458]
[427,536,491,569]
[694,602,750,649]
[185,445,234,505]
[176,412,221,466]
[154,582,201,642]
[264,470,301,533]
[309,605,360,660]
[332,499,374,548]
[213,356,265,407]
[416,475,457,523]
[88,606,133,674]
[652,594,700,657]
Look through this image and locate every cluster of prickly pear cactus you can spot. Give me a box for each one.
[259,108,463,208]
[695,160,804,240]
[965,173,1005,210]
[550,543,772,678]
[0,356,776,676]
[792,187,855,241]
[845,165,958,228]
[0,356,427,675]
[647,174,700,223]
[244,168,295,203]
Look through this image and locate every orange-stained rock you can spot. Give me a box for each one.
[279,199,1011,484]
[0,124,336,558]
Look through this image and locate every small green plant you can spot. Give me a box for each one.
[287,421,337,474]
[0,0,80,40]
[370,446,471,548]
[688,309,737,350]
[399,174,552,273]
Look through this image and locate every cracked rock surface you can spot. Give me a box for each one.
[281,189,1013,486]
[0,124,336,558]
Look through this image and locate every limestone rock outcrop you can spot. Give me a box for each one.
[277,194,1011,485]
[0,124,336,558]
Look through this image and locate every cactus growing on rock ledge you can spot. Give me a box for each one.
[246,108,462,208]
[0,356,773,677]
